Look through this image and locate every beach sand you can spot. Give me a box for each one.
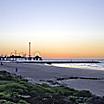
[0,62,104,96]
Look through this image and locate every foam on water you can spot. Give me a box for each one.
[52,60,104,70]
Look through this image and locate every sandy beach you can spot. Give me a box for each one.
[0,62,104,96]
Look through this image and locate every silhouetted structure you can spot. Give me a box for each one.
[0,55,101,63]
[33,55,42,60]
[28,57,32,60]
[29,42,31,58]
[9,55,22,58]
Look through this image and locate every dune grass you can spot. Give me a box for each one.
[0,70,104,104]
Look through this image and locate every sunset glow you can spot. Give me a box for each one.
[0,0,104,58]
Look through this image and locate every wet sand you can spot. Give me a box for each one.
[0,62,104,96]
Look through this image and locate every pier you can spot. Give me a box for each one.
[17,60,100,64]
[0,56,100,64]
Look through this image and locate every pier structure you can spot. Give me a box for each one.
[0,55,100,64]
[0,42,101,63]
[0,42,43,61]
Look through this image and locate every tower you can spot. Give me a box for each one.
[29,42,31,57]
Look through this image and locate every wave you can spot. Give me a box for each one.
[52,61,104,70]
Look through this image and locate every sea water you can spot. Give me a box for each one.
[51,59,104,70]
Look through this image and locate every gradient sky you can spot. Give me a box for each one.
[0,0,104,58]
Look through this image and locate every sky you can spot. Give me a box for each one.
[0,0,104,58]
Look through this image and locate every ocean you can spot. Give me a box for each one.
[51,59,104,70]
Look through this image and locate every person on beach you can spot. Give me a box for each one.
[0,62,3,65]
[15,67,18,72]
